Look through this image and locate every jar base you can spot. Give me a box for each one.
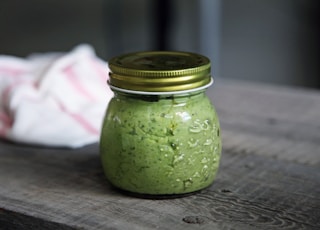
[111,185,211,199]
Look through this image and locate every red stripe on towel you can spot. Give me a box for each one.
[0,67,27,76]
[58,103,99,135]
[0,112,12,126]
[68,112,99,135]
[63,65,96,101]
[1,80,29,106]
[0,111,12,136]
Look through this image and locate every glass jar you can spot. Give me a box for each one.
[100,51,221,196]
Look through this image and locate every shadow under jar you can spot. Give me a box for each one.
[100,51,221,197]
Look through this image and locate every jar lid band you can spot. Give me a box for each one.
[108,77,214,95]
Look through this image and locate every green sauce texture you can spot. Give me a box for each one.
[100,92,221,195]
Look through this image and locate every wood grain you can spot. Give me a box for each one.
[0,208,75,230]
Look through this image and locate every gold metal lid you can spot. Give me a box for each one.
[108,51,212,94]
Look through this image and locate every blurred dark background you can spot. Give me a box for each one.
[0,0,319,88]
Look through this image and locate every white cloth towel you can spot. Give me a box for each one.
[0,44,113,148]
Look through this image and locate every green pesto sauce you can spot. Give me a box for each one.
[100,92,221,195]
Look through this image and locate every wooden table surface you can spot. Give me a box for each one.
[1,79,319,230]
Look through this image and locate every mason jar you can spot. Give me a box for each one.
[100,51,221,196]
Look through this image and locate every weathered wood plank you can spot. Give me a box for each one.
[0,208,76,230]
[0,141,319,229]
[209,79,320,165]
[1,80,320,229]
